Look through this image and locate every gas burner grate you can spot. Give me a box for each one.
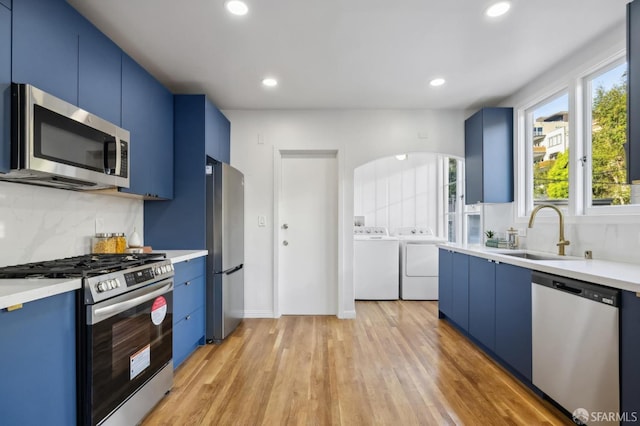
[0,253,166,279]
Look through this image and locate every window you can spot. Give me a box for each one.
[586,61,629,207]
[517,53,639,219]
[443,157,463,242]
[528,92,570,206]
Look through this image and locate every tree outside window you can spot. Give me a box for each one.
[530,94,570,204]
[589,62,629,206]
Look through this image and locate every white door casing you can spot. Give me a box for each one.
[275,150,339,315]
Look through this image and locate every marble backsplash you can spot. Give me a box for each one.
[522,221,640,265]
[0,181,143,266]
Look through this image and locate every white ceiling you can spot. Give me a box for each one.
[67,0,629,110]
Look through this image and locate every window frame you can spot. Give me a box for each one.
[515,49,640,224]
[519,87,572,217]
[441,155,464,243]
[582,56,637,215]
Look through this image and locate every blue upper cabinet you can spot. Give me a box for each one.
[78,19,122,126]
[12,0,80,105]
[0,4,10,173]
[205,98,231,163]
[145,94,229,250]
[0,0,10,9]
[464,107,514,204]
[121,53,174,199]
[628,1,640,182]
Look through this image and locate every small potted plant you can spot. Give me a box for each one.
[484,230,497,247]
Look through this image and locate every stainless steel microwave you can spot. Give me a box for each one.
[0,83,130,190]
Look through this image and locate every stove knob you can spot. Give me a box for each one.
[97,282,107,292]
[110,279,117,289]
[114,278,121,288]
[160,265,167,274]
[169,264,174,271]
[106,280,113,290]
[155,267,161,275]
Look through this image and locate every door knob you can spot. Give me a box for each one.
[283,240,289,246]
[282,224,289,230]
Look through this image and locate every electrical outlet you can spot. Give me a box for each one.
[518,228,527,237]
[257,133,264,145]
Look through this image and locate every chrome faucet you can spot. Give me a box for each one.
[527,204,570,256]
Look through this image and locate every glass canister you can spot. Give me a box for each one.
[93,233,116,254]
[114,233,127,254]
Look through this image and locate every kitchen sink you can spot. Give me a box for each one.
[498,252,578,261]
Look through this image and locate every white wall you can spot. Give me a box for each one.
[497,23,640,264]
[225,109,465,318]
[0,181,143,266]
[354,153,441,233]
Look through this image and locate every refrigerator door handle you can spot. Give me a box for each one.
[215,264,244,276]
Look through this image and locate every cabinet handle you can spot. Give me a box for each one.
[185,281,191,286]
[185,315,191,321]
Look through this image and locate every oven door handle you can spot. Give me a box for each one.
[90,279,173,324]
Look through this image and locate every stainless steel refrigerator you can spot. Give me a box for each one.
[205,159,244,343]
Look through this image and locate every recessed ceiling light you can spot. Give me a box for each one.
[225,0,248,16]
[395,154,407,161]
[262,78,278,87]
[430,78,446,87]
[486,1,511,18]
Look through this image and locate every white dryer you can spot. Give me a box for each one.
[395,228,447,300]
[353,227,399,300]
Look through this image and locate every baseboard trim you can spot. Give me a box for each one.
[339,310,357,319]
[243,310,275,318]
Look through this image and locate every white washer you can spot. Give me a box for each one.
[395,227,447,300]
[353,227,399,300]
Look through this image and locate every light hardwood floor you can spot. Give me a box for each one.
[143,301,572,425]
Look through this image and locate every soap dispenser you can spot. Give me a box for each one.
[507,227,518,249]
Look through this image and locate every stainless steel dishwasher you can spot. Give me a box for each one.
[532,271,620,426]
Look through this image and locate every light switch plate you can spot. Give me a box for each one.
[258,215,266,227]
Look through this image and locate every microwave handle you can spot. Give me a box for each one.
[114,136,122,176]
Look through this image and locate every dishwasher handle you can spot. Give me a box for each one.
[553,281,583,295]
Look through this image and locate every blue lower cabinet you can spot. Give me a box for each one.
[0,4,11,173]
[451,252,469,331]
[438,249,453,318]
[621,290,640,424]
[173,257,206,285]
[468,256,496,350]
[172,258,206,369]
[495,263,532,381]
[0,292,76,426]
[174,276,205,325]
[173,306,204,368]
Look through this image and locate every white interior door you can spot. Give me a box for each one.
[279,153,338,315]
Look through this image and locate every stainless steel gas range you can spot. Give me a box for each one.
[0,253,175,426]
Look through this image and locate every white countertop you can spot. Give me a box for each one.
[0,278,81,310]
[439,243,640,294]
[0,250,208,310]
[155,250,208,263]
